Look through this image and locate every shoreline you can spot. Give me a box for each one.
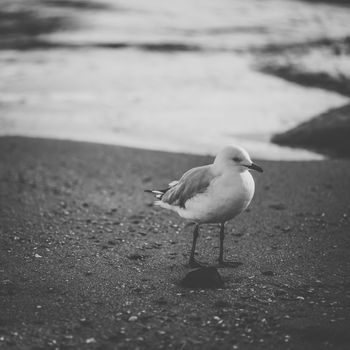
[1,136,349,349]
[272,103,350,158]
[2,1,350,161]
[254,36,350,157]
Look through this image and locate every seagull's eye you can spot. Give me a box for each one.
[233,157,241,162]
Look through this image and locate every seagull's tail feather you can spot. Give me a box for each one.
[144,188,169,200]
[145,180,178,199]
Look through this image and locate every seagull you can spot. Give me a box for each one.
[145,145,263,267]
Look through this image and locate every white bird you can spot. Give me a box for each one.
[145,145,263,267]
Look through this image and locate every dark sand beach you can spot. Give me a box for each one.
[0,136,349,349]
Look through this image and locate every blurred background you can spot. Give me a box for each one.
[0,0,350,159]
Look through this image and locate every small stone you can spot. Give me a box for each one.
[181,267,224,289]
[269,203,286,210]
[274,289,287,296]
[128,316,138,322]
[79,318,92,326]
[261,270,274,276]
[127,254,147,261]
[154,297,168,305]
[86,338,96,344]
[214,299,231,308]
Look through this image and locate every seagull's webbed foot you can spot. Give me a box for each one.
[188,258,208,268]
[217,259,243,268]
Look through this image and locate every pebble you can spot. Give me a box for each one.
[261,270,274,276]
[269,203,286,210]
[86,338,96,344]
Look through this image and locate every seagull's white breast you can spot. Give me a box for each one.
[178,170,255,223]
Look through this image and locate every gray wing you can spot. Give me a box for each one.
[161,165,215,208]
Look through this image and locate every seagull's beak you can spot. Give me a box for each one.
[246,163,263,173]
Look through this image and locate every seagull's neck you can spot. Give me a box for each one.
[212,161,244,175]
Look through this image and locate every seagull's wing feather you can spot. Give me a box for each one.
[161,165,215,208]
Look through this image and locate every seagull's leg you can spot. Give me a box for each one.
[218,222,243,268]
[218,222,225,265]
[188,224,204,267]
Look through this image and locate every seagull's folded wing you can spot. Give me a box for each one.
[162,166,215,208]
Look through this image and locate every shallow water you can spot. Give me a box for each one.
[1,0,350,159]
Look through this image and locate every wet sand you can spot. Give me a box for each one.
[272,103,350,158]
[0,136,349,349]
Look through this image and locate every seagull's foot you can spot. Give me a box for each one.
[217,259,243,268]
[188,258,208,268]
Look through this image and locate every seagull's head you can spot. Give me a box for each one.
[214,146,263,173]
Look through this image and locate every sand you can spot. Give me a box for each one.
[0,136,350,349]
